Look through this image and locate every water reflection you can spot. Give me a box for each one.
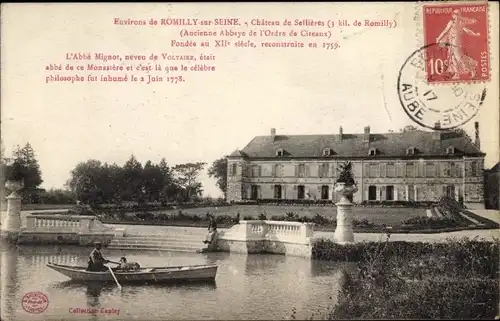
[1,243,344,320]
[1,244,19,321]
[86,282,103,307]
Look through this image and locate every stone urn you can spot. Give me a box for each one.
[1,180,24,242]
[5,180,24,197]
[334,181,358,244]
[334,182,358,202]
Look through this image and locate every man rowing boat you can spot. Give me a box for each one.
[87,241,110,272]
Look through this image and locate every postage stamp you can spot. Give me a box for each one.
[397,42,487,130]
[423,2,490,83]
[21,291,49,314]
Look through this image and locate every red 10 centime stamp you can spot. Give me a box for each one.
[423,2,490,83]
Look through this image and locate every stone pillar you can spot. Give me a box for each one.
[1,181,24,243]
[334,183,357,244]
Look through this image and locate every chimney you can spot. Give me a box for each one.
[433,122,442,141]
[339,126,343,142]
[474,122,481,150]
[363,126,370,144]
[270,128,276,140]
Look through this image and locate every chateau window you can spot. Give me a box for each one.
[446,146,455,155]
[471,161,477,177]
[273,164,281,177]
[406,163,415,177]
[321,185,329,200]
[426,163,436,177]
[453,163,462,177]
[386,163,395,178]
[369,148,377,156]
[369,163,379,178]
[323,148,332,156]
[276,148,284,157]
[274,185,282,199]
[231,163,237,176]
[298,164,306,177]
[319,163,329,178]
[251,165,261,177]
[447,162,457,177]
[406,147,416,155]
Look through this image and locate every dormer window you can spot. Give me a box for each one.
[369,148,377,156]
[276,148,284,157]
[406,147,416,155]
[323,148,332,156]
[446,146,455,155]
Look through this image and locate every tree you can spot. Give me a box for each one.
[172,162,206,201]
[41,188,75,204]
[122,154,144,202]
[208,157,228,198]
[142,160,165,202]
[5,143,44,203]
[67,159,103,205]
[157,158,177,202]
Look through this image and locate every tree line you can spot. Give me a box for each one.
[67,156,210,205]
[1,140,229,205]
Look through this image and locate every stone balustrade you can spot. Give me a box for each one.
[16,214,125,246]
[26,214,89,232]
[216,220,315,257]
[25,214,125,236]
[226,220,313,243]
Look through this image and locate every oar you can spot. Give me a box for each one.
[107,266,122,291]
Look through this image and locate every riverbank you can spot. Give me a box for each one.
[100,219,498,234]
[313,238,499,319]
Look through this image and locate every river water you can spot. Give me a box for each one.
[0,243,347,321]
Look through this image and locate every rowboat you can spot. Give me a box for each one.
[47,262,217,284]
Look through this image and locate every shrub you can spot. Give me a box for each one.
[327,237,500,319]
[134,212,155,221]
[285,212,299,221]
[312,237,499,278]
[402,216,469,229]
[353,218,376,228]
[330,277,498,319]
[437,196,464,219]
[258,213,267,220]
[311,213,331,225]
[336,161,356,185]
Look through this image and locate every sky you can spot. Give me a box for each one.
[1,3,499,198]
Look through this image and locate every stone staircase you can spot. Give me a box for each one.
[107,233,206,252]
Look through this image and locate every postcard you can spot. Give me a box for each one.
[1,2,499,321]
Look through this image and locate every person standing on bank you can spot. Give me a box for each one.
[203,214,217,246]
[87,241,110,272]
[207,213,217,231]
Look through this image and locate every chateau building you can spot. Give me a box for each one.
[226,123,485,208]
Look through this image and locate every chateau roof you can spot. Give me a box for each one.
[228,149,247,157]
[232,131,484,159]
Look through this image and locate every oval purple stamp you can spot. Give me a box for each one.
[21,291,49,314]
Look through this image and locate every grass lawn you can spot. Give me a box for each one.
[24,204,429,228]
[150,205,427,226]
